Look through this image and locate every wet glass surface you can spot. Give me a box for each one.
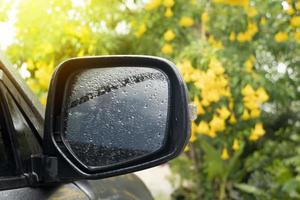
[63,67,169,167]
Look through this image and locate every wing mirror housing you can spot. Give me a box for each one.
[43,56,190,182]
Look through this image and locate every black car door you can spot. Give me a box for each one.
[0,83,89,200]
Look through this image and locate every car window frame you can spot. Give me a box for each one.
[0,68,44,190]
[0,84,19,173]
[2,83,43,167]
[0,82,28,190]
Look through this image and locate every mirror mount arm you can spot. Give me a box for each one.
[25,154,58,185]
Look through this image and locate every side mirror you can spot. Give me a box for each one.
[43,56,190,181]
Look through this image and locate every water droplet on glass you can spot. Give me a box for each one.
[64,67,169,167]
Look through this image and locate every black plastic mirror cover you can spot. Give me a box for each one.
[43,55,190,182]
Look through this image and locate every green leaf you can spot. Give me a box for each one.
[234,183,269,198]
[200,139,225,180]
[282,178,300,198]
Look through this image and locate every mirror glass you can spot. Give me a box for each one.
[63,67,169,167]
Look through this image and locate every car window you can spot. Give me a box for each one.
[4,91,41,168]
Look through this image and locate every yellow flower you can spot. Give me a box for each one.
[249,122,265,141]
[241,109,250,121]
[201,11,209,23]
[290,16,300,27]
[260,17,267,25]
[287,8,295,15]
[236,22,257,43]
[210,115,225,132]
[244,100,259,111]
[164,8,173,18]
[191,69,203,82]
[134,23,147,38]
[242,86,268,117]
[229,99,234,109]
[217,107,231,120]
[197,103,205,115]
[208,36,224,49]
[208,129,216,138]
[204,90,220,103]
[208,58,224,75]
[190,122,197,142]
[229,32,236,41]
[242,84,255,96]
[249,133,259,141]
[192,59,231,109]
[221,148,229,160]
[193,96,205,115]
[197,121,210,135]
[229,114,237,124]
[274,32,288,43]
[250,109,261,118]
[26,59,35,70]
[248,22,258,35]
[256,87,269,103]
[246,7,258,17]
[145,0,161,10]
[201,98,210,107]
[163,0,174,7]
[163,30,176,41]
[253,123,265,136]
[177,59,196,82]
[294,32,300,42]
[237,32,251,42]
[179,16,194,27]
[232,139,240,151]
[244,57,254,72]
[161,43,173,54]
[35,63,53,90]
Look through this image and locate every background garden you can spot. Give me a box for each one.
[0,0,300,199]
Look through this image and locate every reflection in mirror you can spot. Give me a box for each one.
[63,67,169,167]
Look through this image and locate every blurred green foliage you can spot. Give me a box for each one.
[1,0,300,199]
